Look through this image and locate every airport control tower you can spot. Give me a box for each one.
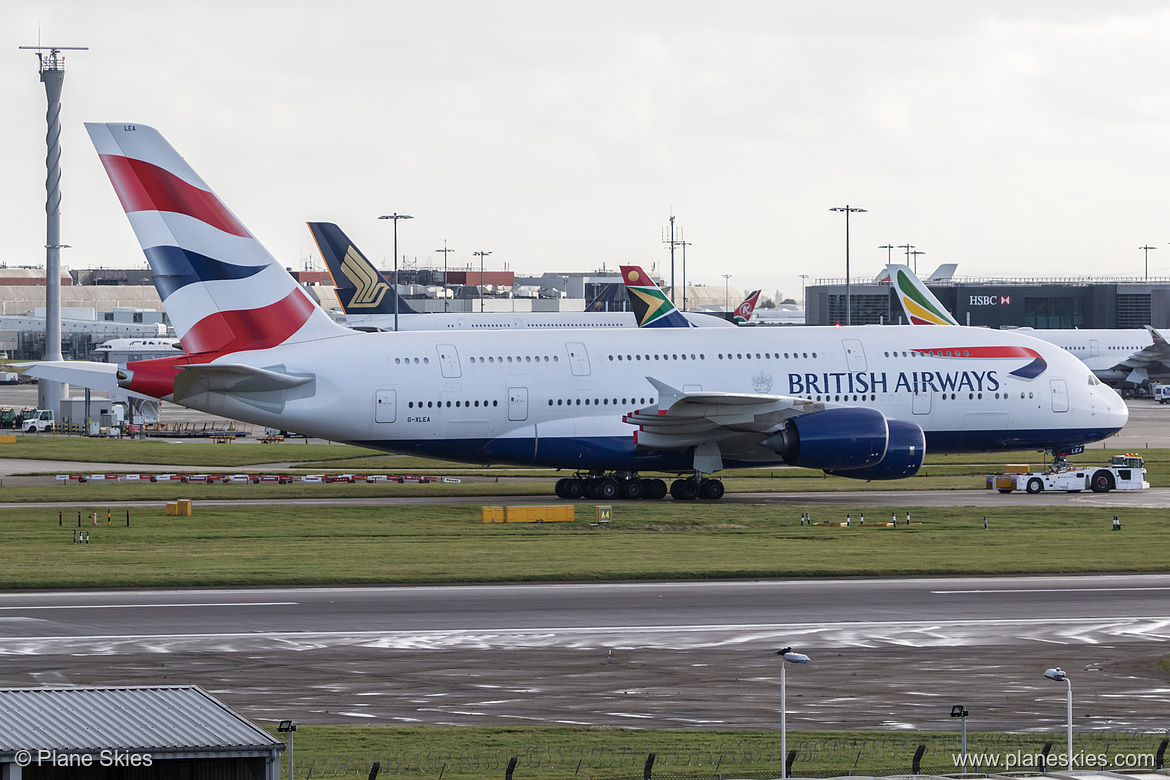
[20,44,87,415]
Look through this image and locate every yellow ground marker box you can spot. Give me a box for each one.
[481,505,574,523]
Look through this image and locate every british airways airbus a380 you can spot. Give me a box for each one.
[26,124,1128,501]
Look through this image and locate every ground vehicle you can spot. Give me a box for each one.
[21,409,55,433]
[989,454,1148,494]
[0,408,17,428]
[1155,384,1170,403]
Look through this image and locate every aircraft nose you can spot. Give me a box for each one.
[1099,383,1129,433]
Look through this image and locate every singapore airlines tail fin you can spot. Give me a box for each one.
[584,283,621,312]
[85,124,349,355]
[733,290,762,324]
[308,222,422,315]
[620,266,693,328]
[887,263,959,326]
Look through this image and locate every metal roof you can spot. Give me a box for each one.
[0,686,283,758]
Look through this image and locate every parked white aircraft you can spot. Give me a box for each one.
[309,222,731,330]
[25,124,1128,501]
[887,263,1170,385]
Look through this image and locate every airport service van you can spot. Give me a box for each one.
[1154,384,1170,403]
[989,454,1148,494]
[21,409,54,433]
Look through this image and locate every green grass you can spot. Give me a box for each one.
[262,725,1169,780]
[6,502,1170,589]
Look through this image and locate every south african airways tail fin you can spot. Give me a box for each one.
[85,123,349,356]
[308,222,421,315]
[620,266,693,328]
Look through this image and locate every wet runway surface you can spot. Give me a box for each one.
[0,578,1167,731]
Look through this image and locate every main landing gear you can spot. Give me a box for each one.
[554,471,725,501]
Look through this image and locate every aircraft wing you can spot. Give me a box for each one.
[1111,325,1170,384]
[623,377,822,471]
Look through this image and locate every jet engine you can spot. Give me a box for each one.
[828,418,926,480]
[761,407,888,471]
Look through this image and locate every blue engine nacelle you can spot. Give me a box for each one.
[762,407,888,471]
[829,419,926,480]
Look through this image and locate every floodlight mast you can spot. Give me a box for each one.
[20,44,87,416]
[776,647,811,780]
[1044,668,1072,768]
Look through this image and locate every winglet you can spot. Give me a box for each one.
[620,266,693,328]
[887,264,959,326]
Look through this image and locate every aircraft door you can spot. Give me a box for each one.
[375,389,396,423]
[508,387,529,421]
[842,338,867,372]
[436,343,461,378]
[566,342,591,376]
[912,389,932,415]
[1050,378,1069,413]
[1089,339,1100,358]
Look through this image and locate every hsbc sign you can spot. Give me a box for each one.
[970,295,1013,306]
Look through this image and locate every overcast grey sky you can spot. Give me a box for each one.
[5,1,1170,301]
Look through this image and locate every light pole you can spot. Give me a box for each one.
[910,249,926,275]
[435,241,454,313]
[776,647,810,780]
[680,240,691,311]
[277,720,296,780]
[1044,668,1073,770]
[377,213,413,331]
[898,244,914,266]
[879,244,894,264]
[1141,245,1157,281]
[830,206,866,326]
[799,274,809,310]
[473,251,492,312]
[722,274,732,310]
[950,705,969,773]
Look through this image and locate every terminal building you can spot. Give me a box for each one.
[806,276,1170,329]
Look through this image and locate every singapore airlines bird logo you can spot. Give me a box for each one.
[340,246,391,308]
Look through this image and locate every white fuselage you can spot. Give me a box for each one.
[339,310,734,331]
[1009,328,1158,382]
[180,323,1127,472]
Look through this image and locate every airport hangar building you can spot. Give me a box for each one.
[806,276,1170,329]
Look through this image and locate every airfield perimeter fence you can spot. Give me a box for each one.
[285,730,1169,779]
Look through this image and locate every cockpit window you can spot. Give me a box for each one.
[1087,373,1100,386]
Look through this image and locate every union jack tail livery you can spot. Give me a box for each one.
[733,290,761,324]
[620,265,693,328]
[85,123,348,356]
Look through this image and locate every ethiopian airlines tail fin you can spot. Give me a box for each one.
[733,290,762,324]
[887,263,959,326]
[307,222,421,316]
[85,123,350,356]
[620,266,693,328]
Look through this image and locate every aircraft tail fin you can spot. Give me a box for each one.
[307,222,421,316]
[85,123,349,356]
[887,264,959,326]
[584,283,620,312]
[620,266,692,328]
[733,290,762,324]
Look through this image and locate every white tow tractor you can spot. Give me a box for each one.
[989,454,1148,494]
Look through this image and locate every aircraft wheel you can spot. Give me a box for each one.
[620,479,643,500]
[595,478,619,500]
[1090,470,1115,493]
[554,478,570,499]
[641,478,668,500]
[699,479,725,500]
[671,478,700,501]
[564,479,586,500]
[1026,477,1043,494]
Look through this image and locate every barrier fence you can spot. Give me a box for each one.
[280,731,1169,779]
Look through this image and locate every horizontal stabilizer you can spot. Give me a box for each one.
[173,363,312,401]
[17,361,153,400]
